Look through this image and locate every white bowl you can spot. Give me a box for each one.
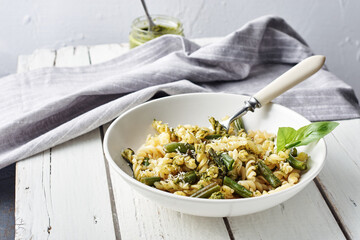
[103,93,326,217]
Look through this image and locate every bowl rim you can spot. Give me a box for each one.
[103,92,327,203]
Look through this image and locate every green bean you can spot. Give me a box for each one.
[233,117,245,133]
[121,148,134,164]
[184,171,198,184]
[257,161,281,188]
[208,148,226,176]
[191,182,217,197]
[143,157,150,166]
[208,148,222,166]
[190,182,221,198]
[220,153,234,171]
[140,177,162,186]
[209,117,227,135]
[208,148,233,173]
[163,142,195,153]
[223,176,253,198]
[204,134,223,140]
[290,148,298,157]
[287,153,307,170]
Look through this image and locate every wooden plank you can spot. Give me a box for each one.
[48,129,115,239]
[46,46,116,238]
[16,55,30,73]
[15,47,116,239]
[55,46,90,67]
[28,49,56,70]
[88,43,129,64]
[15,50,56,239]
[316,119,360,239]
[17,49,56,72]
[15,132,116,239]
[229,181,345,239]
[15,151,52,239]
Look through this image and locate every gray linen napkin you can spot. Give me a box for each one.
[0,15,359,169]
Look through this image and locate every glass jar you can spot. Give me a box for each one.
[129,15,184,48]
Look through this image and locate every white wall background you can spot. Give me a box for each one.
[1,0,359,99]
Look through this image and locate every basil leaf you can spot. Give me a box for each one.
[277,127,297,152]
[294,121,339,146]
[277,121,339,152]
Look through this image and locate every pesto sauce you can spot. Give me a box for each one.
[141,25,179,35]
[129,24,183,48]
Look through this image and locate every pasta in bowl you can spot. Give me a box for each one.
[123,119,311,199]
[103,93,329,217]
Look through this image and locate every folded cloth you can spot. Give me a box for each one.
[0,15,359,169]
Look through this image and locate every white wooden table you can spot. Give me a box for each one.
[14,39,360,240]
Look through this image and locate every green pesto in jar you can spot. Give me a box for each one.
[129,15,184,48]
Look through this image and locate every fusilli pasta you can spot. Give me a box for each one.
[122,118,309,199]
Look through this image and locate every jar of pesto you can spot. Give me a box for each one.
[129,15,184,48]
